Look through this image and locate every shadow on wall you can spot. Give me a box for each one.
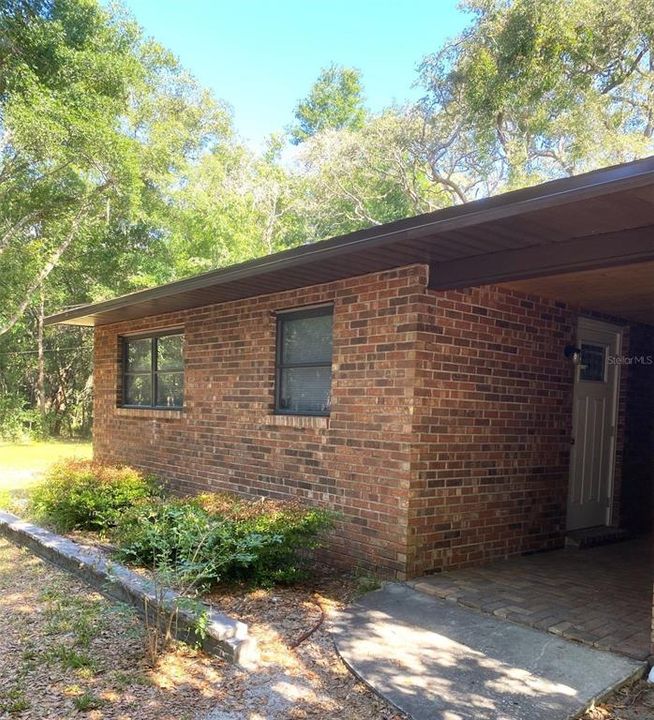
[622,323,654,535]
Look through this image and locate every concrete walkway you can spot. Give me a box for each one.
[332,584,644,720]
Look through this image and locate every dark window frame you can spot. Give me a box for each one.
[275,305,333,417]
[121,330,184,410]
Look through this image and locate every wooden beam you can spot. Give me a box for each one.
[429,225,654,289]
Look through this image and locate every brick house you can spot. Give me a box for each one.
[47,158,654,652]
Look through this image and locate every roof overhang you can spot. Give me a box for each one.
[46,156,654,327]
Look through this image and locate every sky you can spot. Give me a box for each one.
[117,0,471,148]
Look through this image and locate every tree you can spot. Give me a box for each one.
[4,0,654,439]
[418,0,654,188]
[290,64,366,144]
[0,0,232,436]
[0,0,231,337]
[159,133,309,278]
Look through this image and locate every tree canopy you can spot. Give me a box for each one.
[419,0,654,187]
[1,0,653,438]
[290,64,366,144]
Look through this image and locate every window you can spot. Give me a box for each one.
[579,343,607,382]
[122,332,184,408]
[275,306,333,415]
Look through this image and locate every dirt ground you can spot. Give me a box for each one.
[584,681,654,720]
[0,536,401,719]
[0,533,651,720]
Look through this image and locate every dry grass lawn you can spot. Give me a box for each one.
[0,537,224,719]
[0,537,402,719]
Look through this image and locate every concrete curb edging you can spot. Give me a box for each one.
[0,510,258,668]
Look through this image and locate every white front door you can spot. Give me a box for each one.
[567,317,622,531]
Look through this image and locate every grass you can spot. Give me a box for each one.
[0,537,231,719]
[0,686,29,714]
[49,645,97,672]
[0,440,92,481]
[0,440,92,508]
[72,690,103,711]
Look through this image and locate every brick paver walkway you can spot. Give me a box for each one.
[409,536,652,660]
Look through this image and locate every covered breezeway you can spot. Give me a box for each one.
[425,242,654,660]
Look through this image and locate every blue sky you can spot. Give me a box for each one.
[118,1,470,147]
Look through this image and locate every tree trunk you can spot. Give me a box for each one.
[37,285,46,425]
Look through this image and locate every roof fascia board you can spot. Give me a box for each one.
[45,158,654,326]
[429,225,654,289]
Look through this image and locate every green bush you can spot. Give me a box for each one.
[113,493,334,588]
[0,395,41,441]
[198,493,336,584]
[29,460,159,532]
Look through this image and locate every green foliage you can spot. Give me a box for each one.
[48,644,96,671]
[419,0,654,186]
[291,63,366,144]
[198,493,336,584]
[0,320,93,440]
[0,685,29,714]
[3,0,654,438]
[0,395,40,441]
[113,492,334,588]
[72,691,103,711]
[28,459,159,531]
[0,0,233,436]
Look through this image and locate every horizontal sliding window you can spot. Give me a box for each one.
[275,307,333,416]
[122,332,184,409]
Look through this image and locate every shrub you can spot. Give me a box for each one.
[197,493,336,584]
[29,460,159,532]
[0,396,41,441]
[113,493,334,588]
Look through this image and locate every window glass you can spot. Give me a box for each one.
[156,371,184,407]
[157,334,184,370]
[279,367,332,414]
[126,338,151,372]
[276,308,333,415]
[282,314,333,364]
[579,343,606,382]
[125,374,152,406]
[122,333,184,408]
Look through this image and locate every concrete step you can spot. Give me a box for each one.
[565,525,629,550]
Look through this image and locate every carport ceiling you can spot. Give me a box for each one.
[499,260,654,324]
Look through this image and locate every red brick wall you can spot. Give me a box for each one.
[93,262,635,579]
[94,266,428,577]
[407,284,630,577]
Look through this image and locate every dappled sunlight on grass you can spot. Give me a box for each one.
[0,537,229,719]
[0,440,92,487]
[0,440,92,512]
[0,486,399,718]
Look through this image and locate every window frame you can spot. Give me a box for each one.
[121,329,184,410]
[274,305,333,417]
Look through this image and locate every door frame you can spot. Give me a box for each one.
[567,316,623,529]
